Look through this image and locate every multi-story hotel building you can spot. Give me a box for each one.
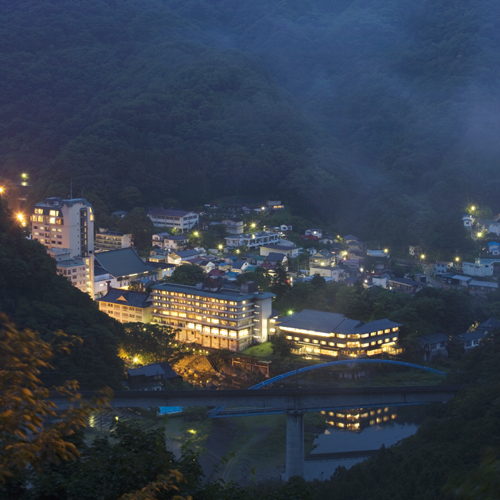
[277,309,401,358]
[31,197,94,296]
[150,282,275,351]
[31,197,94,258]
[97,287,153,324]
[95,229,132,252]
[147,208,199,232]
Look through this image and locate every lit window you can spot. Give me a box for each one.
[294,337,299,341]
[304,338,310,342]
[286,336,292,340]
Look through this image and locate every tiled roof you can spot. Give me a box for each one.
[96,288,151,308]
[94,248,155,278]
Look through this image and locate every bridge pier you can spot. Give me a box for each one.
[285,409,305,480]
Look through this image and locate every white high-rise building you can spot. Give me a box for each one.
[31,197,94,257]
[31,197,95,296]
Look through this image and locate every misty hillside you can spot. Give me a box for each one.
[1,0,500,246]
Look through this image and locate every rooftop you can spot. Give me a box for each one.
[96,287,151,308]
[94,248,155,278]
[151,282,274,301]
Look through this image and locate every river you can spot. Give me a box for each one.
[303,407,420,481]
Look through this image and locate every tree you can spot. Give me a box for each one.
[0,314,109,483]
[271,332,292,359]
[170,264,205,286]
[121,323,185,364]
[118,208,155,250]
[270,263,291,302]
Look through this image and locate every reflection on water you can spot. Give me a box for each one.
[305,407,419,481]
[319,406,397,432]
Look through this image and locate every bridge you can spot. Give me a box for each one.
[55,385,460,479]
[53,360,457,480]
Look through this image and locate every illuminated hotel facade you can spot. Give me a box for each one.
[150,282,275,352]
[31,197,95,296]
[277,309,401,358]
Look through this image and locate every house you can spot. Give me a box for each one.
[477,219,500,236]
[152,232,189,251]
[462,262,494,277]
[488,242,500,255]
[126,362,182,391]
[457,331,485,352]
[198,260,217,273]
[372,273,390,289]
[96,286,153,324]
[95,229,132,252]
[311,265,344,282]
[449,274,472,287]
[208,268,225,278]
[462,215,474,228]
[267,200,284,210]
[468,280,499,293]
[149,262,176,280]
[367,250,389,258]
[309,249,335,268]
[476,318,500,335]
[388,278,423,293]
[277,309,401,358]
[418,333,449,361]
[167,249,200,265]
[343,235,359,245]
[231,260,250,274]
[434,262,452,274]
[222,218,245,235]
[305,229,323,238]
[265,252,288,265]
[409,245,422,257]
[260,244,299,259]
[147,208,199,232]
[225,231,282,249]
[94,247,157,292]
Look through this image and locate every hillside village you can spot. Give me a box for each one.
[14,186,500,384]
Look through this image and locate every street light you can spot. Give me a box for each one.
[420,254,425,260]
[477,232,482,238]
[384,248,388,253]
[194,231,199,237]
[455,257,460,262]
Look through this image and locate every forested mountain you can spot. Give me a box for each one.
[0,198,124,388]
[2,0,500,247]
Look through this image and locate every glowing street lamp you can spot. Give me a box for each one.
[193,231,199,237]
[420,254,425,260]
[218,244,223,250]
[251,223,256,228]
[455,257,460,262]
[288,310,294,315]
[477,232,483,238]
[471,206,476,211]
[384,248,388,253]
[0,187,3,194]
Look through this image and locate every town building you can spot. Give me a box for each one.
[260,244,299,259]
[31,197,94,258]
[462,261,494,277]
[418,333,449,361]
[222,218,245,235]
[94,247,157,294]
[31,197,95,296]
[95,229,132,252]
[152,232,189,251]
[150,281,275,352]
[225,231,282,249]
[387,278,423,293]
[277,309,401,358]
[96,286,153,323]
[147,208,199,231]
[48,248,87,294]
[434,262,452,274]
